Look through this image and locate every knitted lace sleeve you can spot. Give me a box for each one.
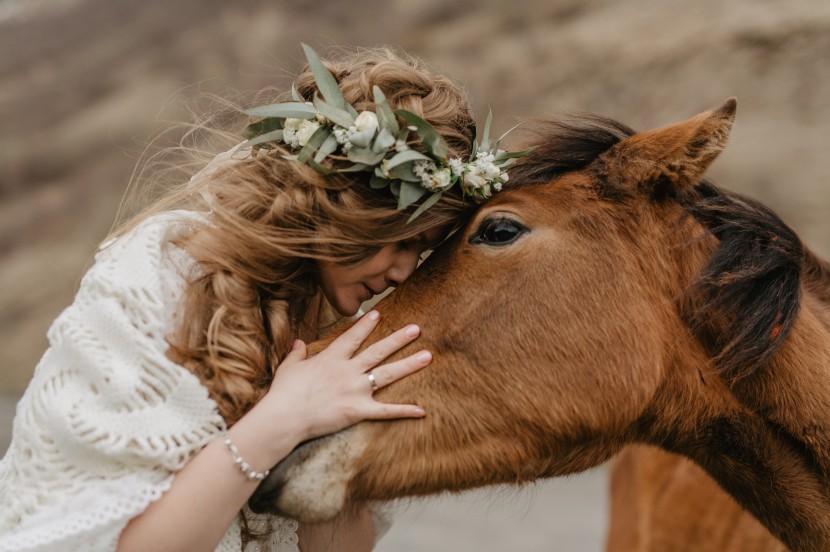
[0,211,236,551]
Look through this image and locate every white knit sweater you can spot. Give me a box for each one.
[0,211,300,552]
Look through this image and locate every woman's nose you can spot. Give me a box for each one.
[385,250,420,287]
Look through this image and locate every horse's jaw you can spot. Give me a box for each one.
[249,426,369,522]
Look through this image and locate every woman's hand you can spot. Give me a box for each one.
[266,310,430,442]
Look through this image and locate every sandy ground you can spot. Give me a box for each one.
[0,393,608,551]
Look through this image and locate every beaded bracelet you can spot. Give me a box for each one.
[224,437,271,481]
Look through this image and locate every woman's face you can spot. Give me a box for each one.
[319,226,448,316]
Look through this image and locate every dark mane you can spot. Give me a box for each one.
[509,114,804,382]
[508,114,635,185]
[679,182,803,382]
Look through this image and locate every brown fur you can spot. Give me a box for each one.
[252,99,830,551]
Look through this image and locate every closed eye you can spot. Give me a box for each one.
[469,217,528,246]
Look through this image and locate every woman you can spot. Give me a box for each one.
[0,44,525,551]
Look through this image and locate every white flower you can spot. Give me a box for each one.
[295,120,320,147]
[500,171,509,182]
[379,159,392,178]
[448,158,465,177]
[333,128,350,144]
[354,111,379,133]
[283,118,302,130]
[395,139,409,153]
[412,160,437,185]
[463,171,487,190]
[424,168,452,191]
[493,182,503,192]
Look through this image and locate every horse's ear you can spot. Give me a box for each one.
[598,98,737,195]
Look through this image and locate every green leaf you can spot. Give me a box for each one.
[480,110,493,152]
[373,86,400,135]
[407,191,443,223]
[296,127,331,163]
[347,147,386,165]
[386,149,431,169]
[291,85,304,102]
[245,102,316,119]
[395,109,450,158]
[345,103,359,118]
[398,181,428,210]
[390,163,421,182]
[389,181,401,198]
[314,133,339,163]
[372,127,396,154]
[313,96,354,128]
[307,158,335,174]
[370,174,391,189]
[494,145,539,163]
[241,129,284,149]
[244,117,282,138]
[302,43,347,110]
[338,163,368,173]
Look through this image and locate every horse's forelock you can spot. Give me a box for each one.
[509,114,635,186]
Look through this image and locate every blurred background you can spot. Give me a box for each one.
[1,0,828,549]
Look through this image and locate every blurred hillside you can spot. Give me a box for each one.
[2,0,829,392]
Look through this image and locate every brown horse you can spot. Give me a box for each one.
[250,99,830,551]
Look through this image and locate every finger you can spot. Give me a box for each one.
[279,339,307,367]
[327,310,380,358]
[364,401,427,420]
[356,324,421,369]
[368,350,432,390]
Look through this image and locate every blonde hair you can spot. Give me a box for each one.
[113,46,477,427]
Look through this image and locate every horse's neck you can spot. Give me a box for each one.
[665,301,830,551]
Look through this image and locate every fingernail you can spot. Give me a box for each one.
[291,339,303,350]
[405,324,420,337]
[417,351,432,363]
[367,310,380,321]
[414,407,426,416]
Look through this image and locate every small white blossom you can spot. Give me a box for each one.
[354,111,379,132]
[493,182,503,192]
[412,160,438,186]
[395,139,409,152]
[379,159,392,178]
[333,128,350,144]
[448,158,465,177]
[500,171,509,182]
[295,120,320,147]
[424,168,452,191]
[463,171,487,190]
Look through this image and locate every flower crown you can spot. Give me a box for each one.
[243,44,536,222]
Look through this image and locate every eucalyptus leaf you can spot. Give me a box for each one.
[245,102,316,119]
[373,86,400,135]
[314,134,339,163]
[494,145,539,162]
[386,149,431,169]
[338,163,369,173]
[244,117,283,139]
[307,158,335,174]
[241,129,284,149]
[313,96,354,128]
[390,163,421,183]
[291,85,304,103]
[347,147,386,166]
[480,110,493,152]
[407,191,443,223]
[349,128,375,149]
[302,43,347,110]
[370,174,391,189]
[389,181,401,198]
[296,127,330,163]
[395,109,450,158]
[372,127,396,154]
[398,181,428,210]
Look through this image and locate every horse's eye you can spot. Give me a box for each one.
[469,218,528,246]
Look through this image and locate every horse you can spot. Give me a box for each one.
[249,98,830,551]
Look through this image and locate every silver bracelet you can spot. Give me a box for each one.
[224,437,271,481]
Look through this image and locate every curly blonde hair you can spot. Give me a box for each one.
[112,46,477,427]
